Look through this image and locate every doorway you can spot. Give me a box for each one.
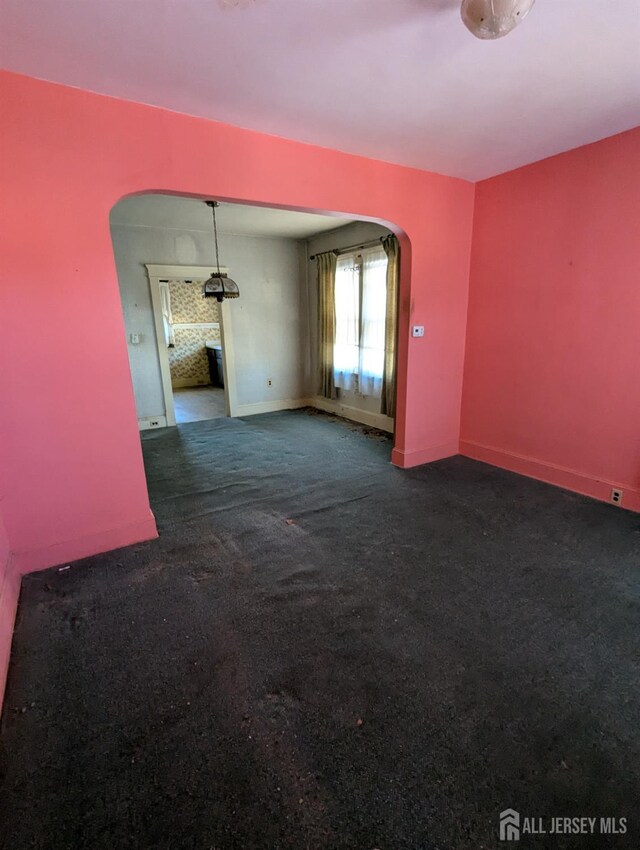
[146,264,237,426]
[110,194,399,438]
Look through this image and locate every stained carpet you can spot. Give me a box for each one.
[1,410,638,849]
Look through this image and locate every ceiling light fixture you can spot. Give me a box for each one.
[460,0,535,40]
[203,201,240,302]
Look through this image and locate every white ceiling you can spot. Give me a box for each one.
[1,0,639,180]
[110,194,354,239]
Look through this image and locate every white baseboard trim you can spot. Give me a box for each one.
[311,396,394,433]
[235,398,310,417]
[139,395,394,432]
[138,415,167,431]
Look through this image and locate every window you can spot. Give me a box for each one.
[333,247,388,397]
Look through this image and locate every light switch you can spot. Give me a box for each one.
[129,333,142,344]
[411,325,425,338]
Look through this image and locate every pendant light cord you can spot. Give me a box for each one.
[211,202,221,276]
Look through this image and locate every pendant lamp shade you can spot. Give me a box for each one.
[461,0,535,40]
[203,201,241,302]
[203,274,240,301]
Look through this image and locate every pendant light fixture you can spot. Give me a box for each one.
[203,201,240,302]
[461,0,535,40]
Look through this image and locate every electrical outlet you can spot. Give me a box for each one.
[610,488,623,505]
[267,378,273,387]
[411,325,425,338]
[149,420,160,428]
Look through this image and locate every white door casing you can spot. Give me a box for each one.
[145,263,238,426]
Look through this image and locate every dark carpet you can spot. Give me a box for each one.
[1,410,639,849]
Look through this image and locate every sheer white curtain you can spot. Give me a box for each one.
[159,281,175,346]
[333,247,387,397]
[359,248,387,397]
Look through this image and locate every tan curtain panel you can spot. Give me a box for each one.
[381,235,399,417]
[317,251,338,399]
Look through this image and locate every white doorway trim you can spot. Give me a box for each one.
[145,263,237,426]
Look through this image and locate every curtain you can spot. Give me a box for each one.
[333,255,360,392]
[159,281,175,347]
[317,251,337,399]
[358,248,387,397]
[381,235,399,417]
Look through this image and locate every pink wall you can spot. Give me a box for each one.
[461,128,640,511]
[0,70,474,579]
[0,510,19,708]
[1,70,638,708]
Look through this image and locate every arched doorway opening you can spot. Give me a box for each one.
[110,195,409,429]
[109,192,411,530]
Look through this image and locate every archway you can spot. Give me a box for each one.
[109,192,412,519]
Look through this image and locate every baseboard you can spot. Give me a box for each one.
[0,554,21,710]
[391,441,459,468]
[459,440,640,513]
[231,395,395,432]
[11,513,159,576]
[311,396,395,434]
[138,415,167,431]
[235,398,310,417]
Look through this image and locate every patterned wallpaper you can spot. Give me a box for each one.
[168,327,221,385]
[167,281,221,386]
[169,280,220,324]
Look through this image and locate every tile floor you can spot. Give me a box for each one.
[172,386,226,423]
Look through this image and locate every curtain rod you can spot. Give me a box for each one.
[309,236,386,261]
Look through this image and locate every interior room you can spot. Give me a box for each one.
[0,1,638,848]
[111,194,397,433]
